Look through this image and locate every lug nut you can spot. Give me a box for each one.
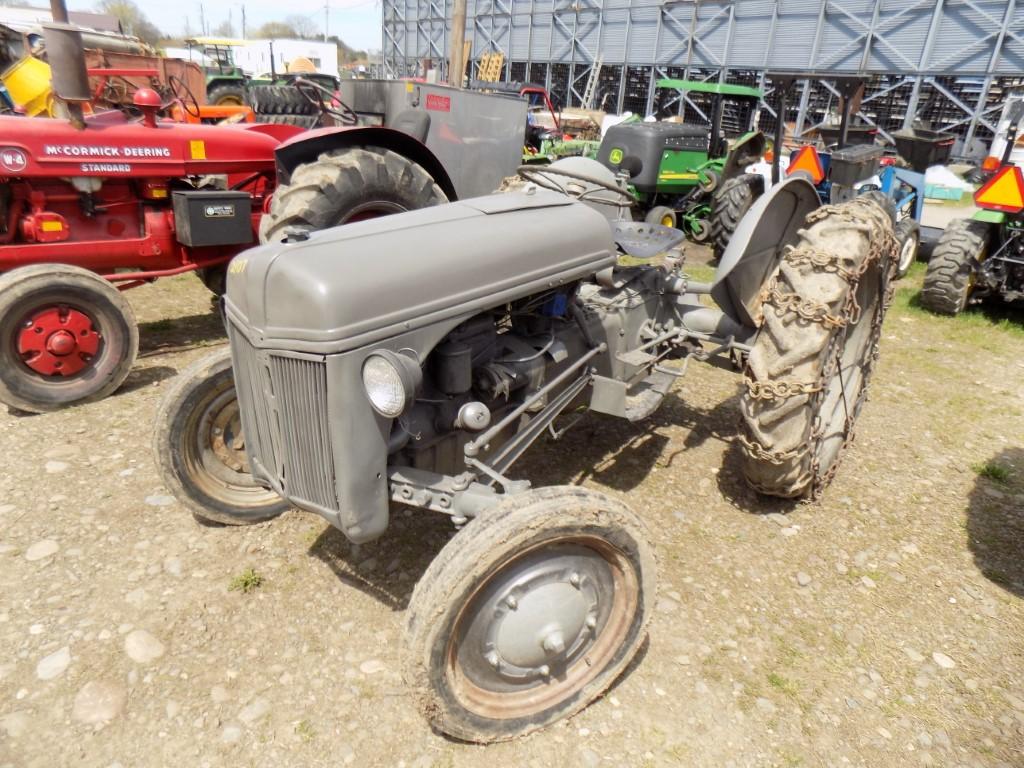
[505,596,518,610]
[585,616,597,631]
[542,630,565,655]
[569,572,581,588]
[538,664,550,677]
[485,651,500,669]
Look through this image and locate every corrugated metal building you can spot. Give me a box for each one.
[382,0,1024,151]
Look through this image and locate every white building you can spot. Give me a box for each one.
[232,39,338,78]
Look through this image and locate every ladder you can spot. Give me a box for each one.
[581,56,603,109]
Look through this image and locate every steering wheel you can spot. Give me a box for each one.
[165,74,201,119]
[516,164,635,207]
[293,77,358,126]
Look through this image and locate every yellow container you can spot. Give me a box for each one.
[1,56,54,117]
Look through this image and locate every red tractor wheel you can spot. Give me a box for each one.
[0,265,139,413]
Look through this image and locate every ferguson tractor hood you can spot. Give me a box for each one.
[224,190,618,353]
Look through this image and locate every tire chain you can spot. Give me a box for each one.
[740,197,899,496]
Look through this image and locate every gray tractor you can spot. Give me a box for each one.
[154,157,898,742]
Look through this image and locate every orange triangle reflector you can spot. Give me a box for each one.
[786,145,825,185]
[974,165,1024,213]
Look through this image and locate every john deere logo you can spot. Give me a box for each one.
[609,148,624,165]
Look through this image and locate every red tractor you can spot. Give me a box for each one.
[0,77,458,413]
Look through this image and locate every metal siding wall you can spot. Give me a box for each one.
[385,0,1019,75]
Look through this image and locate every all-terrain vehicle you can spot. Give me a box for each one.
[155,154,899,742]
[596,79,765,240]
[922,101,1024,315]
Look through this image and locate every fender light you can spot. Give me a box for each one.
[786,145,825,185]
[974,165,1024,214]
[362,350,422,418]
[981,156,1001,172]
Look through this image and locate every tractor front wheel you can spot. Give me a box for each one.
[154,346,290,526]
[644,205,677,229]
[920,219,987,315]
[404,487,655,743]
[260,147,449,243]
[893,218,921,279]
[0,264,138,413]
[709,176,758,259]
[739,196,898,499]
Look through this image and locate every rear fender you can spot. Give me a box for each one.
[721,130,767,180]
[973,209,1006,225]
[274,126,458,201]
[710,176,820,329]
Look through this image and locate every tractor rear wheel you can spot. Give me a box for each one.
[709,176,758,259]
[404,486,655,743]
[739,196,898,499]
[0,264,138,413]
[260,147,449,243]
[154,346,290,526]
[207,83,247,107]
[920,219,987,315]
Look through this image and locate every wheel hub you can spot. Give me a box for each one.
[458,546,613,692]
[17,306,100,376]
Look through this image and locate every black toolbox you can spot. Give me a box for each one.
[172,191,253,248]
[828,144,883,187]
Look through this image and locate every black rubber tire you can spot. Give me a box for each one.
[197,265,227,297]
[739,196,898,499]
[206,83,247,107]
[893,218,921,279]
[0,264,138,413]
[404,486,656,743]
[250,85,317,116]
[256,113,320,128]
[709,176,757,259]
[154,346,290,526]
[644,205,677,229]
[920,219,988,316]
[260,147,449,243]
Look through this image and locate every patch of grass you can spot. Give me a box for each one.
[294,719,315,742]
[229,567,263,594]
[767,671,800,699]
[974,460,1012,484]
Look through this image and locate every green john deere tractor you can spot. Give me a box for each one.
[185,37,250,106]
[596,79,765,242]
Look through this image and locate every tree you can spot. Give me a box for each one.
[285,14,319,39]
[95,0,163,44]
[211,20,235,37]
[253,21,298,39]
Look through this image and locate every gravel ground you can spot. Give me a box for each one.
[1,257,1023,768]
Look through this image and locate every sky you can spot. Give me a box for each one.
[67,0,384,52]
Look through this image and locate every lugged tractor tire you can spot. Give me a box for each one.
[920,218,987,316]
[709,176,757,259]
[260,147,449,243]
[250,84,316,116]
[256,113,320,128]
[738,196,899,499]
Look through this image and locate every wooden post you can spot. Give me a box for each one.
[449,0,467,88]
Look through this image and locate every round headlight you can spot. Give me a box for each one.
[362,351,420,418]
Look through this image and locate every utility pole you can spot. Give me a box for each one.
[449,0,467,88]
[324,1,328,41]
[199,3,206,35]
[241,5,246,38]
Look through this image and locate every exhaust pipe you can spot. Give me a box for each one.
[43,0,90,127]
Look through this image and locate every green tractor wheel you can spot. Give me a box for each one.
[920,219,988,315]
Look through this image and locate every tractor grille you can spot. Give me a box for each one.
[228,325,338,512]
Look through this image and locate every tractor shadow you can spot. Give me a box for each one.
[307,510,456,612]
[117,364,178,394]
[138,310,227,356]
[966,447,1024,598]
